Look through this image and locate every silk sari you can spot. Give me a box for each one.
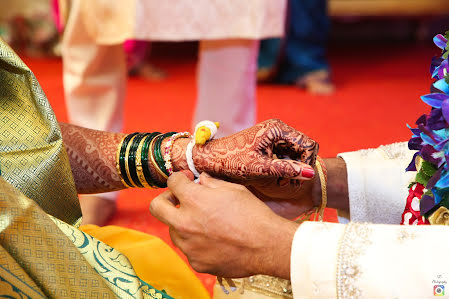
[0,40,209,298]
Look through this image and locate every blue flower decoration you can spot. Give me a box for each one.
[407,32,449,215]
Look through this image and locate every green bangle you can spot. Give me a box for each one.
[119,132,139,187]
[154,132,176,176]
[142,132,165,188]
[128,133,148,188]
[141,132,160,188]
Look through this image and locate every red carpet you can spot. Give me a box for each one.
[23,41,436,295]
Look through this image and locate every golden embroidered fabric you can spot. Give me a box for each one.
[0,177,171,298]
[214,276,293,299]
[0,177,115,297]
[336,223,372,299]
[0,39,82,226]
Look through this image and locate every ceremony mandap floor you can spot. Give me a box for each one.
[24,40,435,295]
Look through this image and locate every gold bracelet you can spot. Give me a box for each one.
[315,155,328,222]
[116,135,132,188]
[135,134,154,188]
[149,134,169,180]
[124,134,139,188]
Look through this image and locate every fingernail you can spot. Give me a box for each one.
[301,167,315,179]
[202,172,211,178]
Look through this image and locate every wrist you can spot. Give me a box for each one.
[169,137,210,174]
[323,158,349,212]
[164,137,190,172]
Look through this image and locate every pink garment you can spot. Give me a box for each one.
[52,0,63,33]
[123,40,150,72]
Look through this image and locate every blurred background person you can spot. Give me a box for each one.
[258,0,334,95]
[0,0,58,57]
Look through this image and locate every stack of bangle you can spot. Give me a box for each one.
[117,131,174,189]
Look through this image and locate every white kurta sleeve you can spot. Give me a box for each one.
[291,221,449,298]
[337,142,417,224]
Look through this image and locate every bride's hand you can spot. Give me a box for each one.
[191,119,318,180]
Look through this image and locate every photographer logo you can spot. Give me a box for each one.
[434,285,445,296]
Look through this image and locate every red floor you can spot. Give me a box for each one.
[23,41,436,295]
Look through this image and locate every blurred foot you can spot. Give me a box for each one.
[296,70,335,95]
[79,195,117,226]
[257,67,275,83]
[129,63,167,80]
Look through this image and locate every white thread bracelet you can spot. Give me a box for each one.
[186,138,201,179]
[187,120,219,183]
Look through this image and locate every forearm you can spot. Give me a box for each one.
[60,122,126,193]
[60,122,191,193]
[257,218,299,280]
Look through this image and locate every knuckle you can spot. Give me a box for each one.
[149,198,160,214]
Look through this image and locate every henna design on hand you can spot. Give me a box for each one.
[190,119,318,180]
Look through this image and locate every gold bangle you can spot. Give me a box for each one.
[149,134,169,180]
[116,135,132,188]
[135,134,154,188]
[124,134,139,188]
[315,155,328,222]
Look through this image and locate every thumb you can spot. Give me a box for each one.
[167,171,200,199]
[178,169,195,181]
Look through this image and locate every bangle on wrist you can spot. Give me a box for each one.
[128,133,148,188]
[117,132,139,188]
[314,155,328,221]
[154,132,176,176]
[124,134,140,188]
[149,133,169,187]
[163,132,191,175]
[141,132,163,188]
[135,133,156,188]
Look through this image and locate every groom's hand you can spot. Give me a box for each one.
[149,171,298,279]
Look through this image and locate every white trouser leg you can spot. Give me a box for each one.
[194,39,259,138]
[62,0,125,133]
